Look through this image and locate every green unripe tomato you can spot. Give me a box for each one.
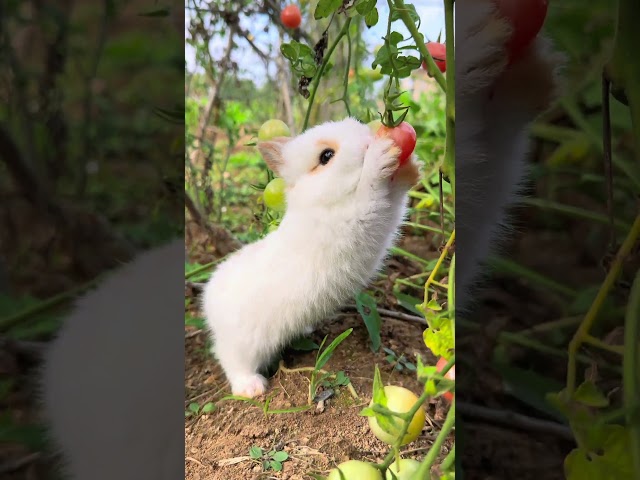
[327,460,382,480]
[362,68,384,81]
[258,119,291,141]
[368,386,426,446]
[385,459,421,480]
[263,177,286,212]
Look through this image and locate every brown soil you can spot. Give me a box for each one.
[184,233,453,480]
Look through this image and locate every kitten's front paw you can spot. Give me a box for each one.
[365,137,401,180]
[231,374,268,398]
[457,0,511,96]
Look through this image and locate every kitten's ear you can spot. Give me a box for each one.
[257,137,291,176]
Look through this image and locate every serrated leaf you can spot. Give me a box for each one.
[573,380,609,408]
[315,0,342,19]
[272,451,289,462]
[250,446,263,459]
[355,292,382,352]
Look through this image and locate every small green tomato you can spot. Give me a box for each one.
[385,458,421,480]
[263,177,286,212]
[258,119,291,141]
[368,386,426,446]
[327,460,382,480]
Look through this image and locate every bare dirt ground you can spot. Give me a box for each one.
[184,229,453,480]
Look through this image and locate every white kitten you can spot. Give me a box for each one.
[456,0,564,311]
[202,118,422,397]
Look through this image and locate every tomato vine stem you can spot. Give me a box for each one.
[302,18,352,132]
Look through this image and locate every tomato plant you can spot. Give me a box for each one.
[435,357,455,403]
[281,4,302,29]
[423,42,446,73]
[367,385,426,446]
[327,460,382,480]
[375,122,417,166]
[258,119,291,141]
[494,0,549,63]
[263,178,286,212]
[385,458,421,480]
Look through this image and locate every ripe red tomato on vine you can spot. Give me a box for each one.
[435,357,455,403]
[422,41,446,73]
[281,4,302,29]
[375,122,416,167]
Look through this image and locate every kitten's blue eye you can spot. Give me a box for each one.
[319,148,335,165]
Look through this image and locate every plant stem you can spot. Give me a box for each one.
[567,214,640,394]
[376,389,431,470]
[302,18,352,132]
[423,229,455,306]
[393,0,446,93]
[624,269,640,477]
[441,0,455,198]
[413,398,455,478]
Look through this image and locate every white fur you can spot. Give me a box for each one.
[456,0,563,312]
[39,240,184,480]
[203,118,419,397]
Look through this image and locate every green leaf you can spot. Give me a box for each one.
[372,365,387,407]
[188,402,199,413]
[355,292,382,352]
[494,364,567,422]
[355,0,376,15]
[314,0,343,19]
[365,7,379,28]
[270,460,283,471]
[281,43,298,61]
[359,406,376,417]
[390,3,419,23]
[573,380,609,408]
[290,336,320,351]
[201,402,215,414]
[250,446,263,459]
[564,425,633,480]
[315,328,353,371]
[272,451,289,462]
[423,319,453,358]
[394,291,423,316]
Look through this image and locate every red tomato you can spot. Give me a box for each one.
[422,42,446,73]
[494,0,549,63]
[280,5,302,29]
[375,122,416,167]
[435,357,455,403]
